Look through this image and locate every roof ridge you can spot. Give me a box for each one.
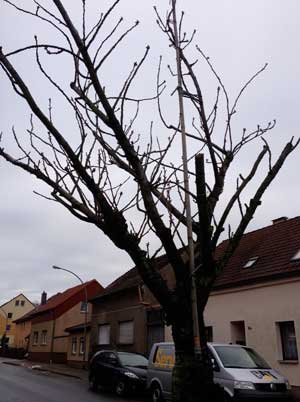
[217,216,300,248]
[0,293,35,309]
[240,215,300,237]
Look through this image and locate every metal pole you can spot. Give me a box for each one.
[52,265,88,367]
[171,0,200,350]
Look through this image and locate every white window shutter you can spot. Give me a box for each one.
[98,324,110,345]
[119,321,134,344]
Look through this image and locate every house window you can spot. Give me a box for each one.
[205,326,213,342]
[80,301,88,313]
[71,337,77,355]
[33,332,39,345]
[41,330,47,345]
[98,324,110,345]
[15,300,20,306]
[291,250,300,262]
[7,313,13,319]
[79,337,85,355]
[243,257,259,268]
[119,321,134,345]
[6,324,11,331]
[279,321,298,361]
[21,300,25,306]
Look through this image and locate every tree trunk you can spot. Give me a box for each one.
[171,312,225,402]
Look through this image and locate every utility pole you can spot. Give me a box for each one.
[171,0,200,350]
[52,265,88,368]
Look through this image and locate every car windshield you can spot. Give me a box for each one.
[214,346,270,369]
[117,352,148,368]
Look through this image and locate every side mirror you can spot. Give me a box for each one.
[109,357,119,366]
[211,358,220,372]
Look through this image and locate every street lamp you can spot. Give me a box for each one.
[52,265,88,368]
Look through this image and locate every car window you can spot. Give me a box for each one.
[106,352,118,365]
[117,352,148,368]
[94,352,111,363]
[214,346,270,369]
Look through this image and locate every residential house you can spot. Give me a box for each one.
[0,294,35,347]
[91,215,300,388]
[90,254,176,357]
[166,216,300,387]
[14,307,38,350]
[26,280,103,364]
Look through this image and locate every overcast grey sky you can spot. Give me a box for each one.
[1,0,300,306]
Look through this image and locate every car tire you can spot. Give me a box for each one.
[151,383,164,402]
[115,380,127,397]
[89,373,98,392]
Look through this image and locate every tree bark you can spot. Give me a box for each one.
[171,308,225,402]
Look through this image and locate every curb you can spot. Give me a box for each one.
[1,361,83,380]
[2,361,22,367]
[31,366,82,379]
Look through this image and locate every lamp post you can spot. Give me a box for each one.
[52,265,88,368]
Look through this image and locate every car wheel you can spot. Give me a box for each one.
[89,373,98,392]
[151,383,164,402]
[115,380,127,397]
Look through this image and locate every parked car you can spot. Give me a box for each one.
[148,342,292,401]
[89,350,148,396]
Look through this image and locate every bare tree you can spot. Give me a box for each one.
[0,1,298,401]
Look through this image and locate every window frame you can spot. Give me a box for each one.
[79,337,85,355]
[98,324,111,345]
[33,331,39,345]
[80,301,88,313]
[41,330,47,345]
[243,257,259,268]
[279,321,298,361]
[118,320,134,345]
[71,337,77,355]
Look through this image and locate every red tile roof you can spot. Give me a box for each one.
[15,279,102,322]
[92,253,172,301]
[92,216,300,301]
[214,216,300,289]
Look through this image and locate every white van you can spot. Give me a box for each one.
[147,342,292,401]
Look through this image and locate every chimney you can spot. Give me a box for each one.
[272,216,288,225]
[41,291,47,305]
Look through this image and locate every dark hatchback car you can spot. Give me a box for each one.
[89,350,148,396]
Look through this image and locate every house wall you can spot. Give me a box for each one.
[91,288,148,356]
[29,301,93,363]
[28,319,53,361]
[203,278,300,386]
[67,331,91,366]
[53,302,92,360]
[165,278,300,386]
[14,320,32,349]
[0,294,35,346]
[0,314,5,339]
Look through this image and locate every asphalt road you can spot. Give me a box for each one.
[0,363,142,402]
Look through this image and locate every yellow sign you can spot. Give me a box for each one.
[154,348,175,369]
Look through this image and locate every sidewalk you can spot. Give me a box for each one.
[0,357,88,381]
